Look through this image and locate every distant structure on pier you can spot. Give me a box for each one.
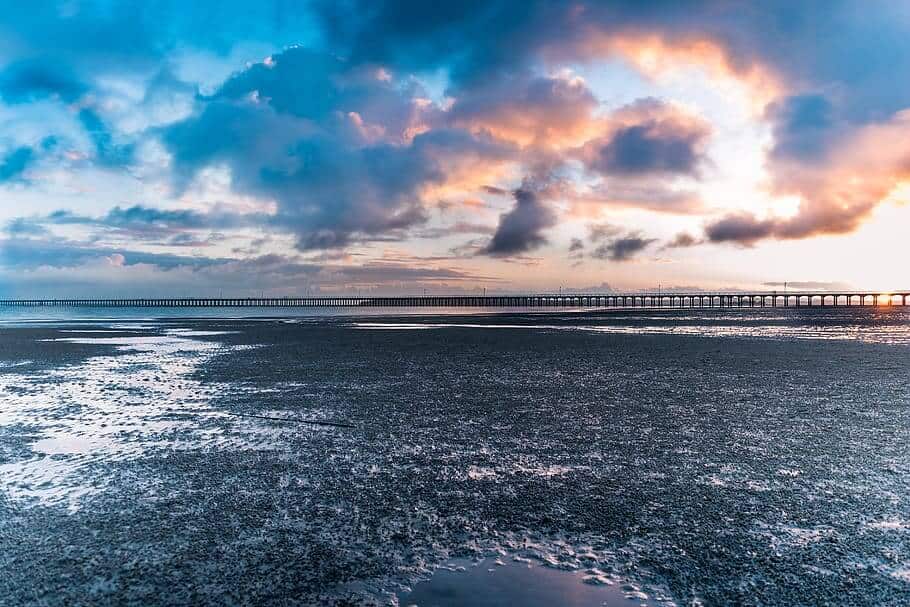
[1,291,907,308]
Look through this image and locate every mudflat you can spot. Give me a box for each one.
[1,310,909,605]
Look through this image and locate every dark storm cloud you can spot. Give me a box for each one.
[481,186,557,256]
[591,232,657,262]
[568,238,585,253]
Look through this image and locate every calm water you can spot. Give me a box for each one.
[1,307,909,605]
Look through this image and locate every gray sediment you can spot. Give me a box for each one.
[1,312,909,605]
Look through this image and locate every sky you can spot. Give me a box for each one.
[1,0,910,297]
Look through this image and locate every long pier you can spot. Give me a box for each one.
[0,292,908,308]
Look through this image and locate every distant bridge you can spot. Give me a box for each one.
[1,292,908,308]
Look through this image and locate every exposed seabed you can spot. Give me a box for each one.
[2,309,910,605]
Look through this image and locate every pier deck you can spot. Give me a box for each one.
[1,292,908,308]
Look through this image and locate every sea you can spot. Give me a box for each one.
[1,306,909,605]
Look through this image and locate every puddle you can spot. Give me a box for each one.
[398,558,668,607]
[351,319,910,345]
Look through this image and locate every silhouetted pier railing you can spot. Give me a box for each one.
[0,292,908,308]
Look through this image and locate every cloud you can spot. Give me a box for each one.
[414,221,495,239]
[102,205,265,232]
[448,72,599,148]
[1,236,493,282]
[0,237,227,271]
[704,214,775,245]
[4,217,49,237]
[482,185,508,196]
[731,105,910,244]
[314,0,576,86]
[0,146,35,182]
[591,231,657,261]
[481,184,557,256]
[162,47,516,251]
[586,222,655,261]
[0,3,318,81]
[0,1,323,177]
[4,0,910,290]
[0,238,500,298]
[552,99,710,216]
[0,59,87,104]
[0,57,136,168]
[590,122,704,176]
[77,109,135,167]
[572,181,704,215]
[16,205,270,242]
[706,105,910,245]
[765,94,837,162]
[663,232,701,249]
[578,99,710,178]
[314,1,910,244]
[587,222,621,243]
[704,204,880,246]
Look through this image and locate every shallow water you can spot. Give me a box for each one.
[1,308,909,605]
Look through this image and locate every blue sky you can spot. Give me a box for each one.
[1,1,909,296]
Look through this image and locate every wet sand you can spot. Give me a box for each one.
[1,311,910,605]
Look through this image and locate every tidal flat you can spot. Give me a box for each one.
[1,309,910,605]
